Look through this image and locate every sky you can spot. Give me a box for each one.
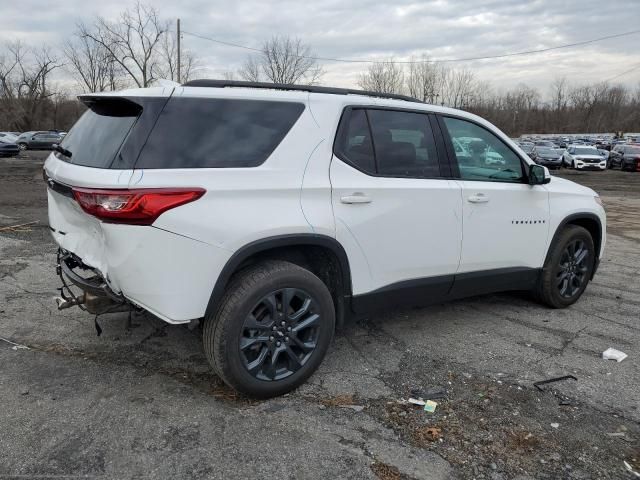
[2,0,639,97]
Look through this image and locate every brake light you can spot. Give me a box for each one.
[72,187,205,225]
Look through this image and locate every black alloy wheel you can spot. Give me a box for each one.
[203,260,335,398]
[534,224,595,308]
[556,239,589,298]
[240,288,320,381]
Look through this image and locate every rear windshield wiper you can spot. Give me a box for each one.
[53,144,72,158]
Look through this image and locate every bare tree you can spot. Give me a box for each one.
[239,55,261,82]
[221,70,237,81]
[0,41,62,130]
[157,30,197,83]
[64,33,122,92]
[238,35,323,84]
[441,67,477,108]
[78,2,167,87]
[405,56,446,102]
[357,59,404,94]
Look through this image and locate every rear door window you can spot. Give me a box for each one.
[334,108,442,178]
[333,109,376,174]
[136,98,305,168]
[367,109,440,178]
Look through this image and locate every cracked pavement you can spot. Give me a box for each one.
[0,153,638,479]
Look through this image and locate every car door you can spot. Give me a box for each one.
[437,115,550,290]
[30,133,44,148]
[563,147,572,166]
[330,107,462,311]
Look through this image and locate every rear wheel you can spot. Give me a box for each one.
[535,225,595,308]
[203,260,335,398]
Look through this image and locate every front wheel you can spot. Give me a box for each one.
[203,260,335,398]
[17,143,27,151]
[534,225,595,308]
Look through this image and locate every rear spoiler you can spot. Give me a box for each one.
[78,96,143,117]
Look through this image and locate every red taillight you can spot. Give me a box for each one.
[71,187,205,225]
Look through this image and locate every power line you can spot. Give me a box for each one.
[603,63,640,83]
[182,29,640,64]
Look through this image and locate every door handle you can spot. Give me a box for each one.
[467,193,489,203]
[340,193,372,204]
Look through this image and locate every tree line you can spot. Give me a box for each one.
[1,1,639,135]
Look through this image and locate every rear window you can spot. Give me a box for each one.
[59,98,140,168]
[135,98,305,168]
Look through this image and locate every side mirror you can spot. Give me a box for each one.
[529,164,550,185]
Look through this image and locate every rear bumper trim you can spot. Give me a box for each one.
[59,251,122,301]
[43,170,74,198]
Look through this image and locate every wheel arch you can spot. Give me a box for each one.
[546,213,603,278]
[205,234,353,328]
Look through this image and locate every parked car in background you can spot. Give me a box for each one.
[563,145,606,170]
[0,138,20,157]
[609,144,640,171]
[517,142,535,155]
[535,140,557,148]
[0,132,19,142]
[597,149,610,166]
[530,146,563,169]
[16,131,64,150]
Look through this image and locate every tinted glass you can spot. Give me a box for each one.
[60,101,139,168]
[443,116,524,183]
[574,147,598,155]
[336,109,376,174]
[367,110,440,178]
[136,98,304,169]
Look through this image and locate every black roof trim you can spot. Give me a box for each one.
[181,79,423,104]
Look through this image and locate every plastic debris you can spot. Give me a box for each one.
[423,400,438,413]
[602,348,627,362]
[550,423,560,429]
[408,398,426,406]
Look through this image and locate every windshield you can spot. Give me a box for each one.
[536,147,555,155]
[574,147,598,155]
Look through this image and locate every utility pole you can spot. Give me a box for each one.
[177,18,181,83]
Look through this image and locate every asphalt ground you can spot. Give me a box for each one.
[0,151,638,479]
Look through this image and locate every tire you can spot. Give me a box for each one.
[203,260,335,398]
[17,143,27,151]
[535,225,595,308]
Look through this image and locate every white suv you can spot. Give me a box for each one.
[45,80,606,398]
[563,145,606,170]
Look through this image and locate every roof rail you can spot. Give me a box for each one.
[181,79,423,103]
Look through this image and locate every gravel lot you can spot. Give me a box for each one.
[1,151,638,480]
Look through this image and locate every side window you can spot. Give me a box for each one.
[442,116,524,183]
[136,98,304,168]
[335,109,376,174]
[367,109,440,178]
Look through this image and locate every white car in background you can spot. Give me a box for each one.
[563,145,606,170]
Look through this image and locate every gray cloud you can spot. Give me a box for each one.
[1,0,639,94]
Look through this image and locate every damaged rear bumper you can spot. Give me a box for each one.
[56,250,130,314]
